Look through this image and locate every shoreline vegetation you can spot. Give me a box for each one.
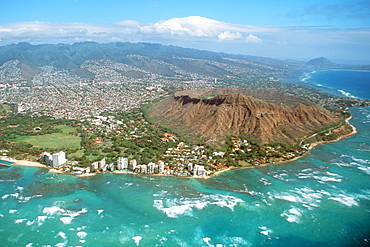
[1,116,358,179]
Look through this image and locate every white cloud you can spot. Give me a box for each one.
[115,20,141,27]
[245,34,262,43]
[218,31,243,41]
[0,16,368,62]
[0,16,265,44]
[139,25,155,34]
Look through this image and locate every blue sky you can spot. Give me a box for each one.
[0,0,369,64]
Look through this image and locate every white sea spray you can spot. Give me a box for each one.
[26,220,35,226]
[132,236,142,246]
[43,206,62,215]
[329,194,359,207]
[259,226,273,236]
[281,207,303,223]
[37,216,48,226]
[153,194,244,218]
[57,231,67,239]
[203,237,212,246]
[14,218,27,224]
[60,217,74,225]
[77,231,87,239]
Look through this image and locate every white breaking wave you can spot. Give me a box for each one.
[132,236,142,246]
[14,218,27,224]
[301,72,314,82]
[42,205,88,225]
[77,231,87,240]
[329,194,359,207]
[37,216,48,226]
[259,226,273,236]
[60,217,74,225]
[272,187,332,211]
[153,194,244,218]
[281,207,303,223]
[55,231,68,247]
[298,169,343,183]
[338,90,357,98]
[42,206,62,215]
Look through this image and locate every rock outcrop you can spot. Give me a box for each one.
[148,88,341,146]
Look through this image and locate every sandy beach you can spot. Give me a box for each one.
[1,156,48,168]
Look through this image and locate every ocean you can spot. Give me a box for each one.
[0,70,370,247]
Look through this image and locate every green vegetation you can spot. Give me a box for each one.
[15,132,80,149]
[0,114,81,161]
[0,103,13,116]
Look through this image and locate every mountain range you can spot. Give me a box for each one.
[0,42,355,83]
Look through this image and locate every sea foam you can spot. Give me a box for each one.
[132,236,142,246]
[153,194,244,218]
[329,194,359,207]
[281,207,302,223]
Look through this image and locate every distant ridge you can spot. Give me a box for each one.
[307,57,339,68]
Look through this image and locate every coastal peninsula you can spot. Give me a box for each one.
[0,88,360,179]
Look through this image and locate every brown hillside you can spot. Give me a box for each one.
[148,88,340,146]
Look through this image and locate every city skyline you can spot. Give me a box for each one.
[0,0,369,64]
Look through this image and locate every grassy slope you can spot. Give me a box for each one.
[15,125,80,149]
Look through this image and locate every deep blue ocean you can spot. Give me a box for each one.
[1,70,370,247]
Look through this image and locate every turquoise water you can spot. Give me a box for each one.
[0,160,14,166]
[1,71,370,246]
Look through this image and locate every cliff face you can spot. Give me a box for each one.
[149,88,340,146]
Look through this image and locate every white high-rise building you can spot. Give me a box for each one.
[148,162,155,174]
[158,161,165,174]
[117,157,128,170]
[52,151,67,167]
[141,164,147,173]
[40,152,53,165]
[98,158,106,170]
